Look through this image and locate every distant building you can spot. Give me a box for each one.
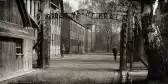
[63,1,72,13]
[85,24,96,52]
[61,15,85,54]
[85,28,92,53]
[75,14,95,53]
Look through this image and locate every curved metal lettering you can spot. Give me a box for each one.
[46,9,126,21]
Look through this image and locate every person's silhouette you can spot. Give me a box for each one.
[61,44,65,58]
[113,46,117,60]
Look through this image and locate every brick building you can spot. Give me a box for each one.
[61,15,85,54]
[85,28,92,53]
[50,1,62,57]
[85,24,96,52]
[75,15,95,53]
[25,0,63,67]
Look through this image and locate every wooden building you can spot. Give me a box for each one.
[61,15,85,54]
[0,0,38,78]
[91,25,96,52]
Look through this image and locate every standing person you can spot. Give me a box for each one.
[77,42,80,53]
[113,46,117,60]
[61,44,65,58]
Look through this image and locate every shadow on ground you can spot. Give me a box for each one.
[4,53,121,84]
[48,67,118,72]
[7,71,121,84]
[8,79,118,84]
[5,69,121,84]
[131,80,148,84]
[50,59,119,63]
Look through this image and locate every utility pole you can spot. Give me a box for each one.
[36,0,44,68]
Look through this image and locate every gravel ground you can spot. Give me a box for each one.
[2,53,121,84]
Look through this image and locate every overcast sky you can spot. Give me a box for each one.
[63,0,118,12]
[63,0,81,12]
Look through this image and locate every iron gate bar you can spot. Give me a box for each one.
[127,43,148,68]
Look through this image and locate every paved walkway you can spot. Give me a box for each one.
[1,53,121,84]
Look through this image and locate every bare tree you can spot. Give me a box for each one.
[95,24,105,45]
[99,19,112,52]
[79,0,124,52]
[139,0,168,83]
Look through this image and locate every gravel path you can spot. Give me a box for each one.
[2,53,120,84]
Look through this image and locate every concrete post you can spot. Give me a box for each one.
[127,8,134,71]
[37,0,50,68]
[120,16,128,71]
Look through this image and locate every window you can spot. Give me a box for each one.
[51,33,54,46]
[53,15,55,25]
[56,16,58,26]
[59,18,61,28]
[16,39,23,55]
[57,15,59,26]
[70,22,72,31]
[30,0,32,15]
[56,35,58,46]
[58,35,60,46]
[53,34,55,46]
[57,35,59,46]
[54,34,56,46]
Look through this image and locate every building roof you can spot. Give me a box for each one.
[15,0,39,29]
